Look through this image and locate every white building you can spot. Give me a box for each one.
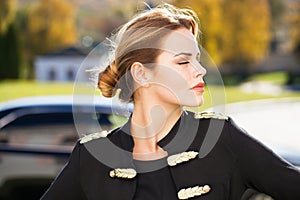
[34,46,103,82]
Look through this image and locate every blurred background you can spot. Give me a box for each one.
[0,0,299,105]
[0,0,300,199]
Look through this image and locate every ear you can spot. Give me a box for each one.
[130,62,149,87]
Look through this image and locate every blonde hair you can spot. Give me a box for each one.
[98,3,200,102]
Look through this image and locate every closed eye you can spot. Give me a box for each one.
[178,61,190,65]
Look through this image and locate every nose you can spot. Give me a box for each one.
[193,62,206,78]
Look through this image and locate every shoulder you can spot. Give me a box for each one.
[178,111,231,149]
[78,126,133,151]
[79,127,121,144]
[190,111,246,149]
[79,130,111,144]
[192,111,246,139]
[181,110,231,140]
[192,111,246,134]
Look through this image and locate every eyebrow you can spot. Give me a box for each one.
[174,52,200,57]
[174,52,192,57]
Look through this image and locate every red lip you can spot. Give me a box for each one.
[191,82,205,92]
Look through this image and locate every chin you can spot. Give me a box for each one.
[193,100,204,107]
[182,97,204,107]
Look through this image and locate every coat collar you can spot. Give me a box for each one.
[103,110,201,174]
[82,110,202,172]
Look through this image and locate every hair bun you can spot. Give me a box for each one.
[98,61,119,98]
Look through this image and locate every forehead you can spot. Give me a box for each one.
[160,28,199,54]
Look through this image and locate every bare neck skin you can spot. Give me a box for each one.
[131,93,182,161]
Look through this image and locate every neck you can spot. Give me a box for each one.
[131,97,182,160]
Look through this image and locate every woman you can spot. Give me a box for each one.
[41,3,300,200]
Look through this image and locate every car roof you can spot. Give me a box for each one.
[0,95,133,129]
[0,95,132,111]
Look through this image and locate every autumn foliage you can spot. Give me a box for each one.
[1,0,300,80]
[26,0,77,54]
[175,0,271,66]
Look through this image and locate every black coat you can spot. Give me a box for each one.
[41,111,300,200]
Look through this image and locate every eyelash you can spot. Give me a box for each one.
[178,61,190,65]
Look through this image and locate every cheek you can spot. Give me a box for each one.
[152,68,201,105]
[152,66,191,92]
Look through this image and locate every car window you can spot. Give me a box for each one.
[0,112,117,146]
[0,97,131,199]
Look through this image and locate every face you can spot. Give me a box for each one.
[146,28,206,107]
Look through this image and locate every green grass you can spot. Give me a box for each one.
[246,71,288,85]
[0,80,97,102]
[186,85,300,112]
[0,80,74,102]
[1,79,300,110]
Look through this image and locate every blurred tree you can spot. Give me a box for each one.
[174,0,271,72]
[286,1,300,54]
[267,0,285,54]
[222,0,271,66]
[25,0,77,78]
[27,0,77,53]
[0,0,22,80]
[0,22,22,79]
[76,0,137,43]
[0,0,17,33]
[15,6,30,79]
[269,0,285,28]
[175,0,223,65]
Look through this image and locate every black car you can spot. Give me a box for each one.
[0,95,131,200]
